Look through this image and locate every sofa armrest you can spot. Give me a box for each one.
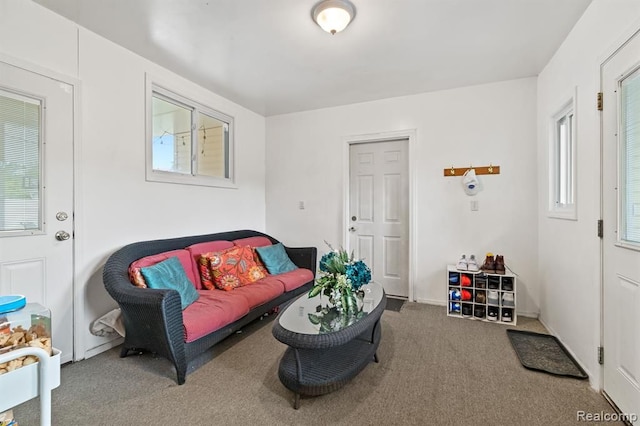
[113,286,182,338]
[103,249,186,365]
[285,246,317,277]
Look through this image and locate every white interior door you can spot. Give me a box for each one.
[602,30,640,424]
[0,61,74,363]
[349,139,409,298]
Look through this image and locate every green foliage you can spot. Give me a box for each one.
[307,303,366,334]
[309,243,370,305]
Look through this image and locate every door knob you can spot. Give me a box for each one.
[349,227,356,232]
[55,230,70,241]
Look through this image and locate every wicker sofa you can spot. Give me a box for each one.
[102,230,317,385]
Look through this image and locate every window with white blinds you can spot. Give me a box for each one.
[0,89,41,233]
[621,67,640,244]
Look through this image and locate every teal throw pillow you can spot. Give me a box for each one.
[140,256,199,310]
[255,243,298,275]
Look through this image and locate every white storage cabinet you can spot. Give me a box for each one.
[446,265,517,325]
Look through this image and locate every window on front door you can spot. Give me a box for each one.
[620,67,640,245]
[0,88,42,235]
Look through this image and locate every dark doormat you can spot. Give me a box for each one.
[507,329,588,379]
[385,298,406,312]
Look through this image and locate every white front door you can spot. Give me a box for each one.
[0,61,74,363]
[349,139,409,298]
[602,29,640,424]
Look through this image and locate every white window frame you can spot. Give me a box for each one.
[145,79,235,188]
[548,92,577,220]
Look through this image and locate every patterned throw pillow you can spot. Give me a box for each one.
[207,246,268,291]
[128,267,147,288]
[197,252,217,290]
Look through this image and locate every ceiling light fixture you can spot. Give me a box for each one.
[312,0,356,35]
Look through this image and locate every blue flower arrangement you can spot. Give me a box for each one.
[309,243,372,312]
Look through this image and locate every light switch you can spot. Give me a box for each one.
[299,201,305,210]
[470,200,479,211]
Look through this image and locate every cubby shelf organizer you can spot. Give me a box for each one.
[446,265,517,325]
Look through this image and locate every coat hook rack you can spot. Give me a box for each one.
[443,163,501,177]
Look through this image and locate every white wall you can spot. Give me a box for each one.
[0,0,267,358]
[7,0,634,379]
[266,78,539,315]
[537,0,640,388]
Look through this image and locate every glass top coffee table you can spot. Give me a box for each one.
[272,282,386,409]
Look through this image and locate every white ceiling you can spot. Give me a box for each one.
[33,0,593,116]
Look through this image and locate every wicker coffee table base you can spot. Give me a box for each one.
[277,321,382,409]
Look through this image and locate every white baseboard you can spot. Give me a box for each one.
[415,298,445,305]
[84,337,124,359]
[517,310,540,319]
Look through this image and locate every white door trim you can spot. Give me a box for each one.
[0,52,85,361]
[342,129,417,302]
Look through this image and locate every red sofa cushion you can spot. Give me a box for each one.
[232,236,272,248]
[273,268,315,292]
[128,249,197,289]
[231,276,285,309]
[182,290,250,343]
[186,240,234,289]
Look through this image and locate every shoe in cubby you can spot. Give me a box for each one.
[449,288,461,301]
[488,276,500,289]
[475,273,487,288]
[502,293,514,307]
[473,305,486,319]
[449,302,461,314]
[475,290,486,304]
[502,277,513,291]
[461,304,472,317]
[487,306,499,321]
[448,272,459,285]
[487,290,499,305]
[502,308,513,322]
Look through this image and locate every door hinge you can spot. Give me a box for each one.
[597,92,603,111]
[597,219,603,238]
[598,346,604,365]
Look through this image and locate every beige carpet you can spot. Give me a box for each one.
[14,303,620,425]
